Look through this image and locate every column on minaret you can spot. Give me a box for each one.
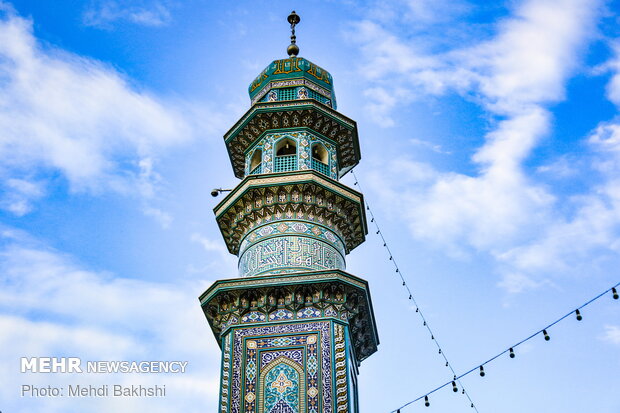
[200,13,378,413]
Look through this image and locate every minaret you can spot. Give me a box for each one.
[200,12,378,413]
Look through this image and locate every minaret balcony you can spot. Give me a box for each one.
[249,163,262,175]
[225,100,361,179]
[311,158,330,176]
[214,170,368,257]
[274,154,297,172]
[199,269,380,363]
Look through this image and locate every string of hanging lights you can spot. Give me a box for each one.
[391,282,619,412]
[351,170,481,412]
[349,170,619,412]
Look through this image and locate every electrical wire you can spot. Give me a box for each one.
[351,170,480,412]
[390,281,620,412]
[350,170,619,412]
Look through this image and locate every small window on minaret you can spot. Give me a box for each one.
[274,138,297,172]
[311,143,330,176]
[311,143,328,164]
[249,149,262,174]
[276,138,297,156]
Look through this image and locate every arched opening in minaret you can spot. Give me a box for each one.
[274,138,297,172]
[311,143,328,164]
[249,148,262,174]
[258,356,305,413]
[276,138,296,156]
[311,143,329,176]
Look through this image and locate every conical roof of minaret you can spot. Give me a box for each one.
[247,11,337,108]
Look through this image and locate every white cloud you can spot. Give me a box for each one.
[362,86,399,126]
[589,121,620,153]
[83,1,172,28]
[497,272,548,294]
[136,157,174,229]
[364,0,472,29]
[352,0,598,115]
[0,9,188,187]
[0,229,220,412]
[143,205,173,228]
[191,232,237,274]
[499,184,620,271]
[347,20,442,82]
[601,42,620,107]
[468,0,596,114]
[493,52,620,276]
[488,38,620,277]
[409,138,452,155]
[0,178,45,215]
[600,325,620,345]
[0,7,224,218]
[403,0,472,24]
[350,0,618,291]
[536,156,579,178]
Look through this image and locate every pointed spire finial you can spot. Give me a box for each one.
[287,11,300,57]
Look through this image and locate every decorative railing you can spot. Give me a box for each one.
[278,88,297,101]
[311,159,330,176]
[274,155,297,172]
[249,163,262,175]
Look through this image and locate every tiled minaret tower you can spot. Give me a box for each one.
[200,12,379,413]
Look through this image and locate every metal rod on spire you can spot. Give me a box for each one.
[287,11,300,57]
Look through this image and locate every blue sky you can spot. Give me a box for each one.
[1,0,619,412]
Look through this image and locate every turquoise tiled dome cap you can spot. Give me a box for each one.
[248,57,337,109]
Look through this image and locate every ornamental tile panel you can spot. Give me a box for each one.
[241,311,267,323]
[297,307,322,319]
[230,322,332,413]
[270,309,294,321]
[238,236,345,277]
